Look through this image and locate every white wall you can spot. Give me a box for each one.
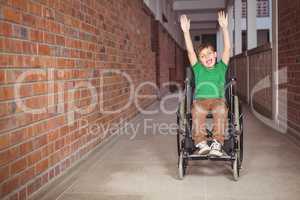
[241,18,272,30]
[241,0,272,43]
[143,0,184,47]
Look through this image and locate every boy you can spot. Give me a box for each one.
[180,11,230,156]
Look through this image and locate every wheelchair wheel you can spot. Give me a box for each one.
[232,155,240,181]
[176,124,184,157]
[178,151,187,180]
[176,98,186,156]
[234,95,240,132]
[239,103,244,167]
[234,95,243,169]
[176,115,181,156]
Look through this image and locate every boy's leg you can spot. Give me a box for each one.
[211,99,228,145]
[192,100,209,145]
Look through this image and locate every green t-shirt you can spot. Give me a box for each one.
[192,60,228,99]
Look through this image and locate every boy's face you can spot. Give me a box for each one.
[199,47,217,68]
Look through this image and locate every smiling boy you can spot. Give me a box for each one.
[180,11,230,156]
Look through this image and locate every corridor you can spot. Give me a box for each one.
[37,99,300,200]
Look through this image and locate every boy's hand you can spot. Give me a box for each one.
[218,11,228,29]
[180,15,190,33]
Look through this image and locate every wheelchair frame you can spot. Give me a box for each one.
[176,67,244,181]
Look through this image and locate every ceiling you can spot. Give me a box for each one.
[173,0,228,33]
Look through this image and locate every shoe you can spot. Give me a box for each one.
[196,141,211,155]
[209,140,223,157]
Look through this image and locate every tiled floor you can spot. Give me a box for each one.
[37,99,300,200]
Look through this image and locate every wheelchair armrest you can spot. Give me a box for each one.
[227,77,237,87]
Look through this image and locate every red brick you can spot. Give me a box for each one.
[38,44,51,55]
[41,173,48,185]
[1,176,19,198]
[9,193,18,200]
[0,86,14,101]
[0,165,9,183]
[49,152,60,166]
[22,41,37,54]
[32,82,47,95]
[10,129,26,146]
[55,35,65,45]
[22,14,36,27]
[54,165,60,176]
[0,54,14,66]
[0,70,5,84]
[42,7,54,19]
[26,177,41,196]
[35,159,48,175]
[0,150,11,166]
[19,166,34,185]
[27,150,41,166]
[9,0,28,10]
[33,135,47,149]
[0,134,10,150]
[10,157,27,175]
[25,96,46,110]
[48,168,54,180]
[0,22,13,37]
[18,187,27,200]
[48,129,59,142]
[56,58,75,68]
[0,102,12,119]
[28,2,42,16]
[19,141,33,156]
[43,32,55,44]
[54,137,65,151]
[30,30,43,42]
[41,143,53,157]
[3,6,21,23]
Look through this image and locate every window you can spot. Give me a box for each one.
[242,0,270,18]
[242,0,247,18]
[194,36,200,42]
[257,0,269,17]
[257,29,270,46]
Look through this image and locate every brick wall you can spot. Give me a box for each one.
[175,45,189,86]
[248,45,273,119]
[157,24,186,94]
[0,0,158,199]
[158,24,174,94]
[229,44,273,119]
[229,53,248,102]
[278,0,300,134]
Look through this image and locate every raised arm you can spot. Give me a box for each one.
[180,15,197,66]
[218,11,231,65]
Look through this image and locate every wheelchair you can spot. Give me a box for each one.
[176,66,244,181]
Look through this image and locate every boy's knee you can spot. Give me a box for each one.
[212,107,227,115]
[192,106,208,117]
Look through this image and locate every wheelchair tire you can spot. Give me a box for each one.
[239,104,244,167]
[177,97,186,156]
[178,151,187,180]
[176,116,181,157]
[234,95,240,132]
[232,155,240,181]
[234,95,243,169]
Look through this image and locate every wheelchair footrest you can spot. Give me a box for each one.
[188,153,234,161]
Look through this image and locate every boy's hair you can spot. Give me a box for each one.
[197,42,216,55]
